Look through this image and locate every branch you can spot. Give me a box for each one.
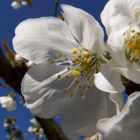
[53,0,59,17]
[0,44,68,140]
[36,117,68,140]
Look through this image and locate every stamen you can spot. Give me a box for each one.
[72,48,78,54]
[72,70,81,77]
[124,29,140,63]
[53,48,106,97]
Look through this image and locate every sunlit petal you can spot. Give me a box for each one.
[94,65,125,93]
[60,89,117,140]
[101,0,140,34]
[61,4,105,53]
[13,17,77,64]
[22,62,76,118]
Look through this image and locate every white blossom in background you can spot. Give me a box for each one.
[101,0,140,84]
[97,92,140,140]
[28,118,45,138]
[4,117,15,128]
[0,96,16,111]
[12,4,125,139]
[11,0,28,9]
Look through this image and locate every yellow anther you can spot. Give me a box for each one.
[124,30,140,62]
[72,48,78,54]
[78,55,82,58]
[84,58,87,62]
[87,58,92,64]
[82,51,90,57]
[131,29,136,33]
[72,70,81,77]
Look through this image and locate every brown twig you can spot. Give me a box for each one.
[26,0,33,5]
[53,0,59,17]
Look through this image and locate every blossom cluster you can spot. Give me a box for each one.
[28,118,45,138]
[0,95,16,111]
[12,0,140,139]
[4,117,24,140]
[11,0,32,9]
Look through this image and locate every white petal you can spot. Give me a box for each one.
[107,30,129,67]
[94,65,125,93]
[116,67,140,84]
[97,92,140,140]
[61,4,105,53]
[21,62,119,139]
[22,62,76,118]
[101,0,140,34]
[60,88,117,140]
[13,17,77,64]
[109,93,124,114]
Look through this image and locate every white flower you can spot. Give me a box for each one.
[28,118,45,137]
[28,126,33,133]
[0,96,16,111]
[11,0,28,9]
[101,0,140,84]
[13,4,124,139]
[97,92,140,140]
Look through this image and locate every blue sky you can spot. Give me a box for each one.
[0,0,108,139]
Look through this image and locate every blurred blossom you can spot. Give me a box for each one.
[4,117,24,140]
[0,96,16,111]
[28,118,45,138]
[11,0,28,9]
[4,117,16,128]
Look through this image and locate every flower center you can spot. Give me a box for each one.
[50,47,106,97]
[124,29,140,63]
[71,48,106,76]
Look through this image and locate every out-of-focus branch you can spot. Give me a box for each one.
[26,0,33,5]
[0,42,68,140]
[0,45,26,95]
[36,117,68,140]
[53,0,59,17]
